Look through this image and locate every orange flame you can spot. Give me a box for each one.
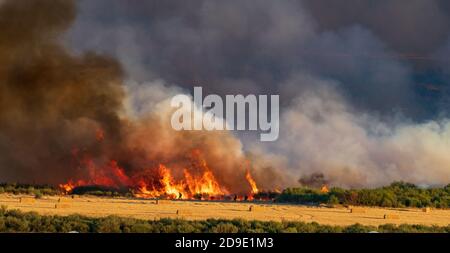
[134,164,185,199]
[59,134,259,200]
[245,169,259,195]
[59,181,76,193]
[134,159,229,199]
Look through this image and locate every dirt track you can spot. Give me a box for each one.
[1,194,449,226]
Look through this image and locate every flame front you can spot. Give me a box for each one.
[59,131,259,200]
[134,164,185,199]
[134,164,228,199]
[59,148,257,200]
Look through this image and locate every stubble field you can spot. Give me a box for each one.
[0,194,449,227]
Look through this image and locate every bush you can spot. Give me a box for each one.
[34,191,43,199]
[5,216,29,232]
[342,223,375,233]
[282,227,298,233]
[0,217,5,231]
[130,223,154,233]
[328,195,339,205]
[96,216,122,233]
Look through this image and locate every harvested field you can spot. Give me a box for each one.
[384,214,400,220]
[350,208,366,214]
[0,194,449,226]
[19,197,36,204]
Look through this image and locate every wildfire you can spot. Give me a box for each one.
[133,163,228,199]
[59,131,260,200]
[134,164,185,199]
[58,149,263,200]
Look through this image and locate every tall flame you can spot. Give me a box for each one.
[60,149,236,200]
[135,164,186,199]
[59,131,259,200]
[245,169,259,195]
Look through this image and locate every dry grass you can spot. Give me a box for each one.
[57,198,72,203]
[384,214,400,220]
[1,194,449,226]
[155,199,172,205]
[54,203,71,209]
[19,197,36,204]
[350,208,367,214]
[176,209,192,215]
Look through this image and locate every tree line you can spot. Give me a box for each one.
[276,182,450,208]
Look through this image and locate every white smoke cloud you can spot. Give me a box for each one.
[252,74,450,188]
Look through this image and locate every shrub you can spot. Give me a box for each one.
[282,227,298,233]
[34,191,43,199]
[328,195,339,205]
[5,216,29,232]
[0,217,5,231]
[130,223,154,233]
[342,223,374,233]
[96,216,122,233]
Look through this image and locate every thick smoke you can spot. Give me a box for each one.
[251,75,450,188]
[0,0,126,183]
[303,0,450,56]
[121,81,272,193]
[0,0,260,193]
[68,0,433,117]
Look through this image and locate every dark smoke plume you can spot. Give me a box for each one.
[0,0,126,184]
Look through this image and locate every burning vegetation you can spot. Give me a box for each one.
[59,147,262,200]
